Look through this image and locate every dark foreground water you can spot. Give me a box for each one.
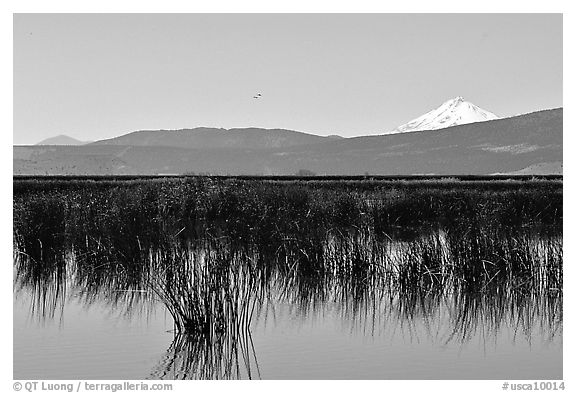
[13,178,563,379]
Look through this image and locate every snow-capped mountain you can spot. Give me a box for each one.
[390,97,498,134]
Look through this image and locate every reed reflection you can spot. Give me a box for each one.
[13,178,563,379]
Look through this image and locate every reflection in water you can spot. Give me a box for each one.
[13,179,564,378]
[13,249,68,323]
[13,225,562,379]
[150,329,260,380]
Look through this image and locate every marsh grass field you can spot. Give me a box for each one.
[13,176,563,379]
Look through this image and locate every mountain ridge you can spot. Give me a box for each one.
[36,135,91,146]
[90,127,340,150]
[14,108,562,176]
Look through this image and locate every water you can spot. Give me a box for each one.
[14,255,562,380]
[13,179,563,379]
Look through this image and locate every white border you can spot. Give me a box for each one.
[4,3,571,392]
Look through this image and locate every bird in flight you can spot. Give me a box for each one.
[253,93,262,99]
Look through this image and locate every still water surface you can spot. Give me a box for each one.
[13,177,564,379]
[14,280,562,380]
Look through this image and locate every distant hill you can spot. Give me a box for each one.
[36,135,91,145]
[90,127,337,149]
[14,108,562,176]
[280,108,562,175]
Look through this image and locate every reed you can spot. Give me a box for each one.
[13,176,562,337]
[143,242,258,336]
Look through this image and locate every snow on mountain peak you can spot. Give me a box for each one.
[390,97,498,134]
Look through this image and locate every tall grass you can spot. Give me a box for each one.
[145,242,259,335]
[13,177,562,339]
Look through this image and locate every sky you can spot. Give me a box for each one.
[13,13,562,145]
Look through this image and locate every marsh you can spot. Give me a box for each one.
[13,177,563,379]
